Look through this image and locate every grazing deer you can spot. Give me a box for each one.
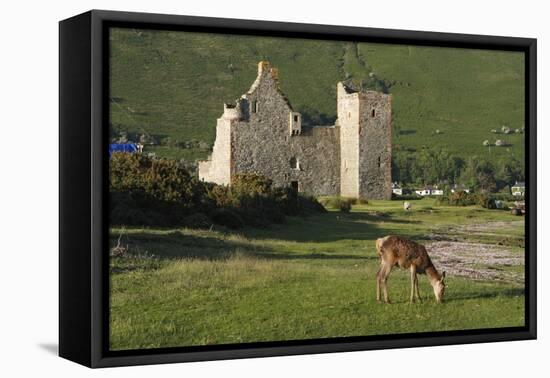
[375,235,446,304]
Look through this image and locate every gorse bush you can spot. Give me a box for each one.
[339,199,352,213]
[436,191,477,206]
[110,152,206,206]
[436,191,497,209]
[109,153,325,228]
[319,197,355,212]
[210,208,244,229]
[206,173,324,228]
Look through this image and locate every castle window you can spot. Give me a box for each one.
[290,157,300,170]
[377,156,381,168]
[251,100,258,113]
[294,115,298,122]
[371,109,376,117]
[348,112,351,119]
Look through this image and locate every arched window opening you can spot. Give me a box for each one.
[371,109,376,117]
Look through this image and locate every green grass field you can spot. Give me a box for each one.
[109,199,525,350]
[109,28,525,165]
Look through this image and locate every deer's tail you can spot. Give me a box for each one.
[375,237,385,258]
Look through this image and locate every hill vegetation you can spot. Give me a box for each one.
[109,27,525,185]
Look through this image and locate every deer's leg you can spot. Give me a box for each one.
[376,259,385,302]
[376,266,381,302]
[380,263,392,304]
[410,265,417,303]
[415,274,422,302]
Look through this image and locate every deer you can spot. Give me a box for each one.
[375,235,446,304]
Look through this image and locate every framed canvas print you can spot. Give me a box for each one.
[59,10,537,368]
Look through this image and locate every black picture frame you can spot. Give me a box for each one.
[59,9,537,368]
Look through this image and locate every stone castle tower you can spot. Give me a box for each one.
[198,61,392,200]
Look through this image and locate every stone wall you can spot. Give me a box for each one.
[198,111,233,185]
[358,92,392,200]
[338,83,361,198]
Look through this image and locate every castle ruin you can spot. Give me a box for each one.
[198,61,392,200]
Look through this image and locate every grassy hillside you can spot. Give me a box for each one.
[109,28,525,164]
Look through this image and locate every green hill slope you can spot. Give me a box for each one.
[109,27,525,171]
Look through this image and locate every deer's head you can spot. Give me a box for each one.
[433,271,446,303]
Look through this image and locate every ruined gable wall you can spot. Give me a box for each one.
[231,63,292,186]
[231,63,340,195]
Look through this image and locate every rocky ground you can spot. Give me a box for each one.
[425,221,525,284]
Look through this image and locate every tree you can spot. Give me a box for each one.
[459,157,497,193]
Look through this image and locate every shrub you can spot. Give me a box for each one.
[436,191,477,206]
[210,208,244,229]
[109,191,191,227]
[231,173,273,197]
[319,196,355,211]
[346,197,368,205]
[476,193,497,209]
[437,191,500,209]
[110,155,324,229]
[110,152,206,207]
[491,192,519,202]
[181,213,212,229]
[339,198,352,212]
[205,183,232,208]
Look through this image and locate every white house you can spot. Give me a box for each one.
[415,185,443,196]
[511,181,526,196]
[450,184,471,194]
[415,189,430,196]
[392,182,403,196]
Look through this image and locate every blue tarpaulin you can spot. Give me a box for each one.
[109,143,139,158]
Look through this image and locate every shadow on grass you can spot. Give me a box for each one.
[110,229,379,262]
[110,209,425,262]
[240,211,422,243]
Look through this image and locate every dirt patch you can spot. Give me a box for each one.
[426,221,525,248]
[455,221,524,233]
[426,241,524,284]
